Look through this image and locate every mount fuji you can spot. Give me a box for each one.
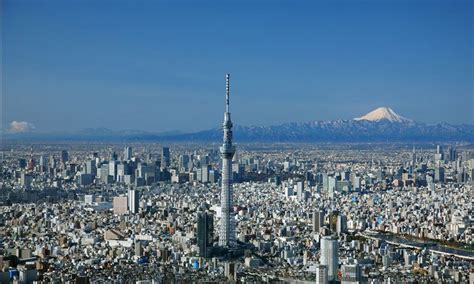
[354,107,412,123]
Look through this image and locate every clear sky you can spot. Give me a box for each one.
[2,0,473,133]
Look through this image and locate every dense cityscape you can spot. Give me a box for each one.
[0,81,473,283]
[2,1,473,283]
[0,139,473,283]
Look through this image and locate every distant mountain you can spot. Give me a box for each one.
[3,128,183,141]
[354,107,412,123]
[162,120,473,142]
[159,107,473,142]
[4,108,474,142]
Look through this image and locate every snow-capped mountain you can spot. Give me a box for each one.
[156,107,472,142]
[354,107,412,123]
[161,120,472,142]
[5,108,473,142]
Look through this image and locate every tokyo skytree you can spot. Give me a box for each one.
[219,73,236,247]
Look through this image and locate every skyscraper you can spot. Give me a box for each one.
[448,146,457,161]
[411,146,416,166]
[124,146,132,161]
[197,211,214,258]
[61,150,69,164]
[161,147,170,169]
[39,155,48,172]
[435,166,445,183]
[296,181,304,201]
[435,145,443,162]
[219,73,236,247]
[20,172,33,190]
[179,154,190,171]
[320,236,338,282]
[85,159,97,176]
[315,264,329,284]
[313,209,324,233]
[128,188,139,214]
[336,214,347,235]
[109,160,118,181]
[341,262,362,284]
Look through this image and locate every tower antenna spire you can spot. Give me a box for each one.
[225,73,230,112]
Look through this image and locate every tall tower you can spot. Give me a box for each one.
[219,73,236,247]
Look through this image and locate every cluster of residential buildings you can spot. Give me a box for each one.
[0,141,472,283]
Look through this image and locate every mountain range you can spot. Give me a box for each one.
[4,107,474,142]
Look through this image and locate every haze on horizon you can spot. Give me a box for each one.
[2,0,473,134]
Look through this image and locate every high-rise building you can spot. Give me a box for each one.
[86,159,97,176]
[315,264,329,284]
[99,164,111,184]
[336,214,347,235]
[109,160,118,181]
[209,170,218,183]
[128,188,139,214]
[39,155,48,172]
[448,146,457,161]
[435,166,445,183]
[328,176,337,197]
[296,181,304,201]
[219,74,236,248]
[341,262,362,284]
[111,151,118,161]
[20,172,33,190]
[435,145,443,162]
[320,236,338,282]
[61,150,69,164]
[78,173,93,186]
[117,163,126,182]
[179,154,190,171]
[199,155,209,167]
[352,175,361,191]
[124,146,132,160]
[201,165,210,183]
[49,157,57,169]
[197,211,214,258]
[161,147,170,169]
[411,146,416,166]
[313,209,324,233]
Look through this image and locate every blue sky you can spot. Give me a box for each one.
[2,0,473,133]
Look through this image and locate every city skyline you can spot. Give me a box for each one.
[1,1,473,283]
[2,0,473,134]
[1,140,473,282]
